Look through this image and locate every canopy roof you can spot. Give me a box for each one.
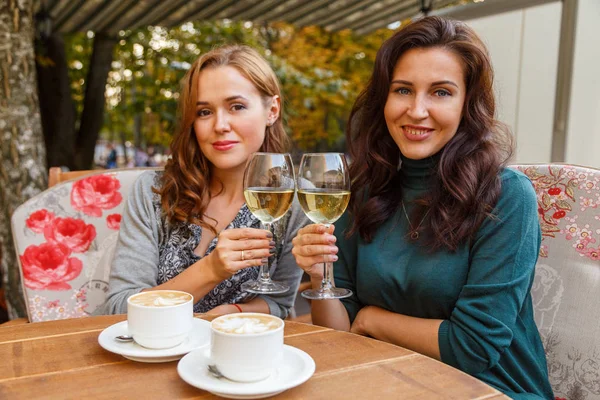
[43,0,457,36]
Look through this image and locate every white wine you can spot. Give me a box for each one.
[297,188,350,224]
[244,188,295,223]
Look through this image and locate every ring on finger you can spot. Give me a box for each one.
[241,249,245,261]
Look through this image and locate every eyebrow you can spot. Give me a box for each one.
[196,95,248,105]
[391,79,459,88]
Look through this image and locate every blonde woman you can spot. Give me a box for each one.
[100,45,307,318]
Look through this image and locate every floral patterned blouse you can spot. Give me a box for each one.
[98,171,307,318]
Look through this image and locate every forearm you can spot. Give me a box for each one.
[144,257,222,301]
[206,297,270,316]
[310,277,351,331]
[354,306,442,360]
[238,297,270,313]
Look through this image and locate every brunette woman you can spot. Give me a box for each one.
[292,17,553,399]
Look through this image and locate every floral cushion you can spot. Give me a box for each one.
[11,169,159,322]
[512,165,600,400]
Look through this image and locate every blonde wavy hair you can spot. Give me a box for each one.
[155,45,290,234]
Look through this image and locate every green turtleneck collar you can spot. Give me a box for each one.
[398,151,441,190]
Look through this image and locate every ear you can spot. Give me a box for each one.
[266,95,281,125]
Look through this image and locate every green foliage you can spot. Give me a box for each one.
[64,21,394,151]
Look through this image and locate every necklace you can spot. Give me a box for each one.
[401,201,430,240]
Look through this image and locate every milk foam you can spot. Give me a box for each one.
[150,296,188,306]
[213,316,280,334]
[130,291,191,307]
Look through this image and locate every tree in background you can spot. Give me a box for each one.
[0,0,46,319]
[60,21,393,164]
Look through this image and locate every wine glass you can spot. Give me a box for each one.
[242,152,296,294]
[297,153,352,300]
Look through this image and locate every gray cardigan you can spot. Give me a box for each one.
[98,171,307,318]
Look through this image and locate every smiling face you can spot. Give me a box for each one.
[384,47,466,160]
[193,65,280,173]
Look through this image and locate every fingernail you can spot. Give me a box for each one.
[330,246,338,254]
[332,255,338,261]
[269,249,276,255]
[328,235,336,243]
[261,258,268,263]
[266,232,273,238]
[269,240,276,247]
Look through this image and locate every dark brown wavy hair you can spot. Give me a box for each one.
[347,16,513,251]
[155,45,290,233]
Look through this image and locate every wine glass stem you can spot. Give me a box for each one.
[321,223,334,290]
[259,222,273,283]
[321,261,334,290]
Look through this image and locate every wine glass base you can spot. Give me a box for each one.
[301,287,353,300]
[241,280,290,294]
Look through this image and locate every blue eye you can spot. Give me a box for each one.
[435,90,451,97]
[396,88,411,95]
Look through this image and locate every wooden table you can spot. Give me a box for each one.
[0,315,508,399]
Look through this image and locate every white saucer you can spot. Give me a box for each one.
[177,345,315,399]
[98,318,211,363]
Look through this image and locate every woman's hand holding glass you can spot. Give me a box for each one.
[206,228,274,281]
[296,153,352,300]
[291,224,339,280]
[241,152,296,294]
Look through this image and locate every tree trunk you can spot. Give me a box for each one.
[74,33,117,170]
[0,0,47,319]
[36,33,76,169]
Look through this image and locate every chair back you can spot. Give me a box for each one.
[11,168,161,322]
[48,167,98,188]
[512,164,600,400]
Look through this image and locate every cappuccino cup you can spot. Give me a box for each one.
[210,313,284,382]
[127,290,193,349]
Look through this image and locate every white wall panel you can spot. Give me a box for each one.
[468,12,523,132]
[566,0,600,168]
[515,2,561,163]
[465,3,561,164]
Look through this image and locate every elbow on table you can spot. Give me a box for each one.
[440,321,512,375]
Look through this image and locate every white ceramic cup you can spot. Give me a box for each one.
[210,313,284,382]
[127,290,194,349]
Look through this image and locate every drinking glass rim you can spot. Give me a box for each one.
[301,152,346,157]
[251,152,292,156]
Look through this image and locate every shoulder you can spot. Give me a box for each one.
[498,168,537,206]
[486,168,539,227]
[134,170,162,189]
[129,170,162,196]
[127,170,163,207]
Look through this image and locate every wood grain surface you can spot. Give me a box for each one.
[0,315,507,399]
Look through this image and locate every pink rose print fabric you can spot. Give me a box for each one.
[106,214,121,230]
[13,169,146,322]
[20,174,124,293]
[20,242,83,290]
[71,175,122,217]
[26,209,55,233]
[43,217,96,253]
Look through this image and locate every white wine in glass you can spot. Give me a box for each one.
[242,152,295,294]
[243,188,295,224]
[297,153,353,300]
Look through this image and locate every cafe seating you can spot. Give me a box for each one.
[11,166,307,323]
[11,168,157,322]
[511,164,600,400]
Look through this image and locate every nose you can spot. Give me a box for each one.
[214,110,231,134]
[407,95,429,120]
